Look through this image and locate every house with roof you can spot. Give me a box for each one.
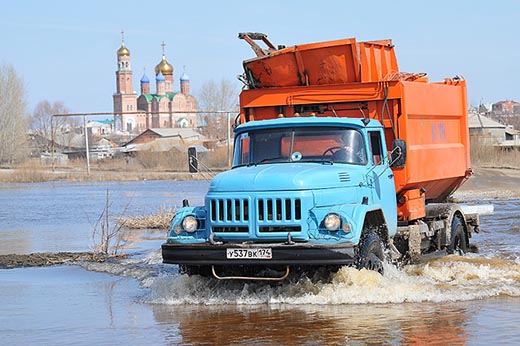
[468,111,520,147]
[87,119,114,136]
[123,128,208,154]
[492,100,519,115]
[502,126,520,148]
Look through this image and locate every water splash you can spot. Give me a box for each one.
[144,254,520,305]
[78,249,520,305]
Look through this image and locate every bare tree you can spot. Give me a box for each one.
[509,116,520,131]
[89,189,130,257]
[197,78,240,139]
[198,78,240,111]
[31,100,75,151]
[0,64,28,165]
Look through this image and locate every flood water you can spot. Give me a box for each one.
[1,181,520,345]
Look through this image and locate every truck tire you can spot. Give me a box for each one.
[355,231,385,275]
[448,215,467,255]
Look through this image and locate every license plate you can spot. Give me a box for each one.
[226,248,272,259]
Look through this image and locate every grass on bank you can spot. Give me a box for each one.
[90,191,175,257]
[470,136,520,169]
[116,206,175,230]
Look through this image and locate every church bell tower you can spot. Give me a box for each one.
[113,31,138,132]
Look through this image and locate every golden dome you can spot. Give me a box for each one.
[117,42,130,57]
[155,55,174,75]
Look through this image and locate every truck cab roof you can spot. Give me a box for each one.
[234,116,382,134]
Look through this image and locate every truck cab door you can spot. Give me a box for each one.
[367,130,398,235]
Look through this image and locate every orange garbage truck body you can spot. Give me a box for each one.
[239,35,471,222]
[162,33,486,280]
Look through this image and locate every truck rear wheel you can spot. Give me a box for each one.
[355,231,385,275]
[448,216,467,255]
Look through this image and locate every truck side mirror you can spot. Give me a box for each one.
[390,139,407,168]
[188,147,198,173]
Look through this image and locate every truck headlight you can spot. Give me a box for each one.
[182,215,198,233]
[324,213,341,231]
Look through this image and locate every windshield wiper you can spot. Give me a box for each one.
[250,157,288,165]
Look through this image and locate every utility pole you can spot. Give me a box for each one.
[227,112,231,167]
[83,115,90,175]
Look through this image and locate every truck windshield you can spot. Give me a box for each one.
[232,127,367,167]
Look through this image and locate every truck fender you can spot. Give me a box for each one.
[168,206,207,237]
[349,204,391,246]
[361,209,392,246]
[356,207,398,266]
[425,203,468,249]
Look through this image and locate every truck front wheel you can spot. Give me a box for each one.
[355,231,385,275]
[448,216,468,255]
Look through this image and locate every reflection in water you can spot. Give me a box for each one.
[142,253,520,345]
[151,302,470,345]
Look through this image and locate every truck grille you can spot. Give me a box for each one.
[209,197,302,234]
[212,226,249,233]
[258,198,301,221]
[210,198,249,222]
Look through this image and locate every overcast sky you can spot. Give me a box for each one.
[1,0,518,114]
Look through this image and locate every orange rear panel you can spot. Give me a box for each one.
[393,79,471,202]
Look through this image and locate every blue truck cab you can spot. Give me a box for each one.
[162,116,401,280]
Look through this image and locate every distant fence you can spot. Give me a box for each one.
[51,110,239,174]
